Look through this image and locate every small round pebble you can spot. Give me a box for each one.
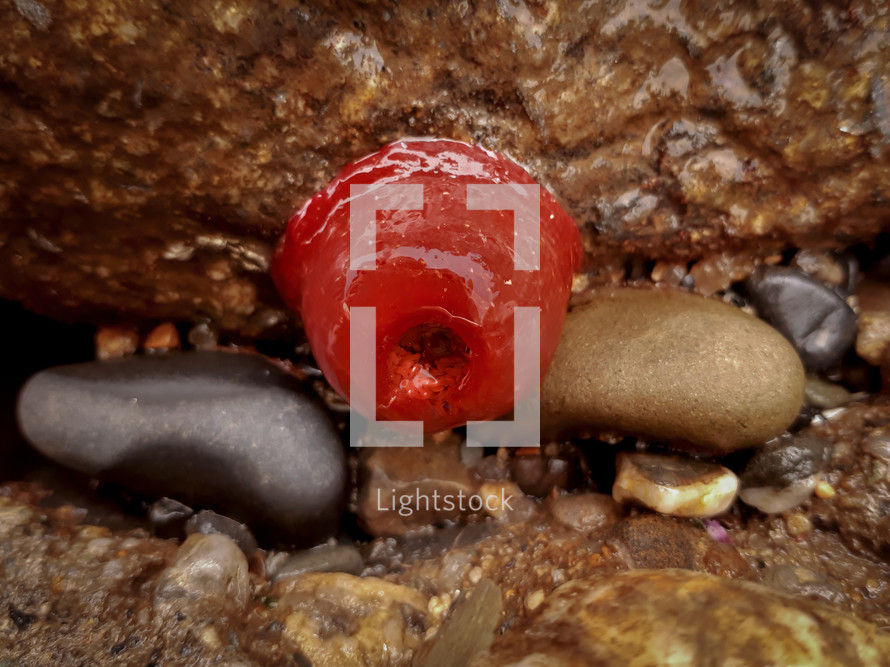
[785,512,813,538]
[95,326,139,360]
[549,493,622,533]
[814,480,836,499]
[144,323,181,351]
[185,510,258,559]
[154,533,249,608]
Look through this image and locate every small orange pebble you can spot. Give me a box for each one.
[144,322,181,351]
[95,326,139,360]
[814,480,836,499]
[515,447,540,456]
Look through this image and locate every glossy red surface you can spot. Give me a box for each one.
[272,139,582,432]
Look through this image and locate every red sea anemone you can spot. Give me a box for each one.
[272,139,582,433]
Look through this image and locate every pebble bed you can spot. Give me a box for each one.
[2,247,890,665]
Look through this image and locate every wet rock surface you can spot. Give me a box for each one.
[3,2,890,332]
[273,572,434,667]
[16,351,347,545]
[541,287,805,451]
[471,569,890,666]
[805,401,890,559]
[2,3,890,661]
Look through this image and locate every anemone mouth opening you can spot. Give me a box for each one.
[384,323,471,415]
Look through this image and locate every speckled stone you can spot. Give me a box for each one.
[541,288,806,451]
[471,569,890,666]
[16,351,346,546]
[275,573,434,666]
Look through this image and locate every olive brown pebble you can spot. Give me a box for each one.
[541,287,806,451]
[15,351,347,546]
[470,569,890,666]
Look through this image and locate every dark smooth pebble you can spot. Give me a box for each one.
[510,455,571,497]
[149,497,194,539]
[16,351,346,546]
[270,543,364,581]
[836,252,860,297]
[185,509,258,559]
[745,266,858,370]
[150,497,194,525]
[741,433,832,489]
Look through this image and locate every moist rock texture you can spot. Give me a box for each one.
[541,287,806,450]
[2,1,890,333]
[471,569,890,667]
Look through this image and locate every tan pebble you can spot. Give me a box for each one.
[200,625,222,649]
[542,287,805,451]
[428,594,450,616]
[814,480,836,499]
[785,512,812,537]
[144,322,181,351]
[95,326,138,360]
[791,250,845,287]
[571,272,590,294]
[612,452,738,518]
[854,280,890,365]
[525,589,545,611]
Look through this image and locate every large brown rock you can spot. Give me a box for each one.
[471,569,890,666]
[2,1,890,333]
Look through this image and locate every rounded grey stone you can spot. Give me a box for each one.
[16,351,346,546]
[741,432,832,490]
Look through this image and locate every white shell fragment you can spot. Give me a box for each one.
[612,452,739,518]
[739,475,818,514]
